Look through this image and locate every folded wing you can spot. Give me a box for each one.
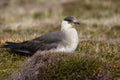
[1,31,64,56]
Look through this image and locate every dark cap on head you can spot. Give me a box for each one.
[64,16,74,22]
[64,16,80,25]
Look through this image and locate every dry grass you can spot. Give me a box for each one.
[0,0,120,80]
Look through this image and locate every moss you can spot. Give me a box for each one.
[45,54,106,80]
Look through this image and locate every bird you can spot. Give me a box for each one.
[1,16,80,56]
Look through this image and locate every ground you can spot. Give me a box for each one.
[0,0,120,80]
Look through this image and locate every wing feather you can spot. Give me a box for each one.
[15,31,64,53]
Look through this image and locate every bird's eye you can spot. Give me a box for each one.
[68,20,73,23]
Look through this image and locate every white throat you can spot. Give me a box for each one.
[61,21,78,37]
[61,21,72,30]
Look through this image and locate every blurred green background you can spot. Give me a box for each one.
[0,0,120,80]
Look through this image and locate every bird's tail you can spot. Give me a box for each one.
[0,42,18,48]
[0,42,32,56]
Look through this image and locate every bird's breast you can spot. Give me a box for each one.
[56,28,79,53]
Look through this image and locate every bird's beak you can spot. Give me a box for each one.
[73,20,80,25]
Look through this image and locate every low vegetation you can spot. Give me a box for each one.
[0,0,120,80]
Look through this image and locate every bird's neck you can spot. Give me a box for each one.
[61,20,79,42]
[61,21,72,30]
[61,28,79,43]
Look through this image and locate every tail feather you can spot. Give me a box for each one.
[6,42,19,48]
[0,45,9,48]
[0,42,18,48]
[0,42,32,56]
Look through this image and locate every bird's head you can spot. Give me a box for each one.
[61,16,80,30]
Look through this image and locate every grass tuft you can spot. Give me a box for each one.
[9,52,119,80]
